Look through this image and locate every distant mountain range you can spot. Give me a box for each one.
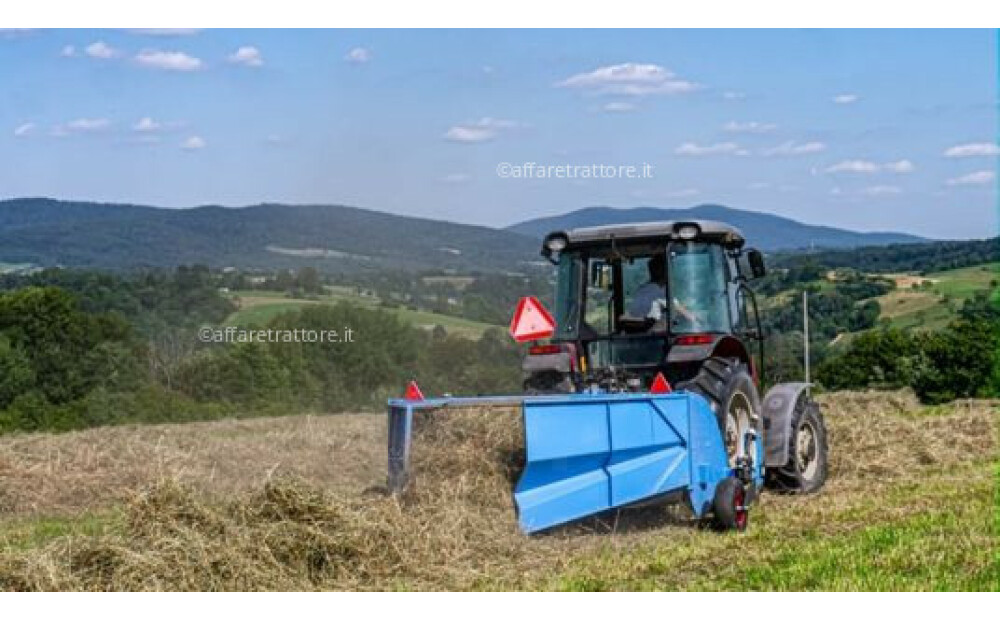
[507,205,925,250]
[0,198,929,273]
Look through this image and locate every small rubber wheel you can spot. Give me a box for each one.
[712,477,749,532]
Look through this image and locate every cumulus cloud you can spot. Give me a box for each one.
[345,47,372,64]
[762,141,827,156]
[181,135,206,150]
[13,122,34,137]
[833,94,859,104]
[946,170,994,186]
[675,142,742,156]
[722,91,746,100]
[444,117,519,143]
[557,63,699,96]
[602,101,636,113]
[723,121,776,134]
[60,45,76,57]
[825,159,914,174]
[944,142,1000,158]
[136,49,203,71]
[228,46,263,67]
[85,41,119,60]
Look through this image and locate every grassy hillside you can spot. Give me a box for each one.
[0,391,995,590]
[225,288,498,338]
[874,262,999,331]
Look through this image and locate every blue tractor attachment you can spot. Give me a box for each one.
[387,388,764,534]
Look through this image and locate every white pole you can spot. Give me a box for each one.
[803,290,810,391]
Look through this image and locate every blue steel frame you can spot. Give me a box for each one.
[387,391,759,534]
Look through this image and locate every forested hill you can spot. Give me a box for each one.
[507,204,925,250]
[0,198,541,273]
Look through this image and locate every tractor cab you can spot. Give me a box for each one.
[525,220,766,393]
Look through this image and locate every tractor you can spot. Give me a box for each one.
[388,219,828,533]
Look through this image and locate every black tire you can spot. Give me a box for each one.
[767,395,829,493]
[676,357,762,472]
[712,477,748,532]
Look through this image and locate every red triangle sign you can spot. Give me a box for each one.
[650,372,672,394]
[509,296,556,343]
[404,381,424,401]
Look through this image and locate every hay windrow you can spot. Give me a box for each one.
[0,391,996,591]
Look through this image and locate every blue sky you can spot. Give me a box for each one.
[1,29,997,238]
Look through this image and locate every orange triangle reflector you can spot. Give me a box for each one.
[404,381,425,401]
[650,372,672,394]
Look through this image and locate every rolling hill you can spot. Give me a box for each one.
[507,204,925,250]
[0,198,542,273]
[0,198,929,273]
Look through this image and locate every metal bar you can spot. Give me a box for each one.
[803,290,810,393]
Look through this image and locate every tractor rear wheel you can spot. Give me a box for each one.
[676,357,761,470]
[767,394,828,493]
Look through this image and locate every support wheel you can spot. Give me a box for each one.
[712,477,748,532]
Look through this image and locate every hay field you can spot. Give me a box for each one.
[0,391,997,591]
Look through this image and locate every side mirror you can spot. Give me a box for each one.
[747,248,766,279]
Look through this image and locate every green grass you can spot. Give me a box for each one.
[546,464,999,591]
[0,510,122,552]
[875,262,999,331]
[224,290,497,338]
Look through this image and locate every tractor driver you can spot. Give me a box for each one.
[627,253,698,324]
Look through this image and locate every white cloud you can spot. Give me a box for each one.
[884,159,915,173]
[442,173,470,183]
[675,142,742,156]
[860,185,902,196]
[345,47,372,64]
[833,94,859,104]
[60,45,76,58]
[602,101,636,113]
[133,117,161,132]
[85,41,119,60]
[67,118,110,131]
[13,122,34,137]
[825,159,914,174]
[762,141,827,156]
[946,170,995,186]
[722,91,746,100]
[135,49,203,71]
[181,135,206,150]
[944,142,1000,158]
[444,117,519,143]
[228,46,263,68]
[557,63,699,96]
[723,121,776,134]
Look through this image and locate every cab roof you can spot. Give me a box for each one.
[542,219,746,256]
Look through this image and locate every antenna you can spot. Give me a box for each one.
[803,290,810,394]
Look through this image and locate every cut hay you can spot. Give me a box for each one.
[0,391,996,591]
